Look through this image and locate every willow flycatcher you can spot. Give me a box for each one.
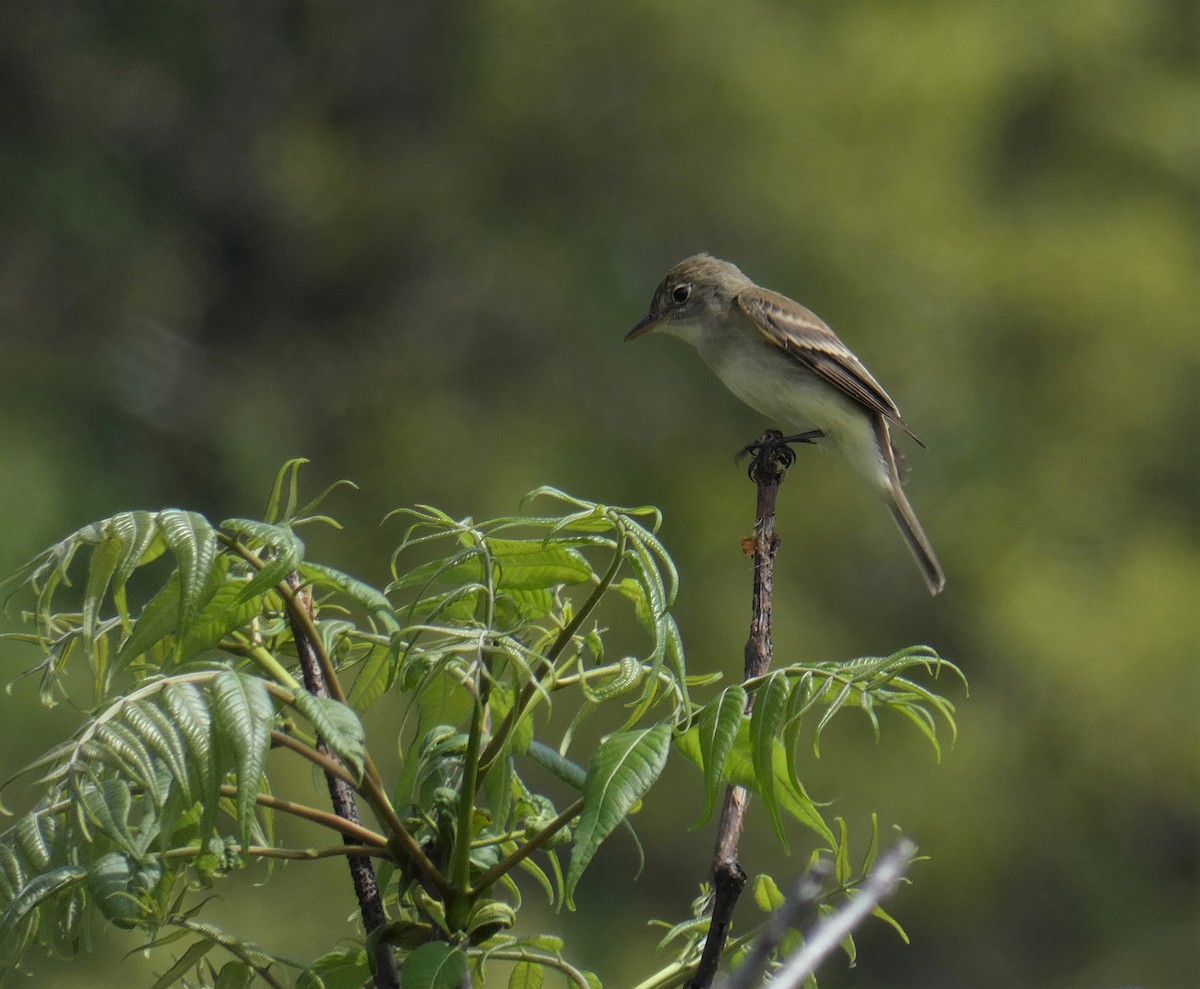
[627,253,945,595]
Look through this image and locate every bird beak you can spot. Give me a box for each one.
[625,312,665,341]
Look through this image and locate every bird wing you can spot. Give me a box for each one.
[736,287,924,446]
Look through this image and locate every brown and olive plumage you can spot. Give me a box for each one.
[627,253,945,594]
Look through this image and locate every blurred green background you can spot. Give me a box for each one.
[1,1,1197,986]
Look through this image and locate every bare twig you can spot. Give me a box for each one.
[688,433,792,989]
[763,839,917,989]
[286,574,401,989]
[718,858,833,989]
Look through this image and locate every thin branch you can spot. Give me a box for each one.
[761,839,916,989]
[718,858,832,989]
[474,947,593,989]
[217,786,388,847]
[468,796,584,897]
[160,842,391,862]
[270,729,359,787]
[688,432,791,989]
[284,573,400,989]
[169,917,291,989]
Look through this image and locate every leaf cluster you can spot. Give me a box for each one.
[0,463,962,988]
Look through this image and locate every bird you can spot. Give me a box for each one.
[626,253,945,595]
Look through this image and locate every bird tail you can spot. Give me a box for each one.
[872,417,944,595]
[886,484,945,595]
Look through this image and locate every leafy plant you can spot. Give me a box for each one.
[0,461,962,988]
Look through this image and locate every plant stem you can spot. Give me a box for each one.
[284,572,399,989]
[269,730,359,786]
[687,433,790,989]
[217,786,389,846]
[468,796,584,898]
[447,684,485,929]
[161,842,391,862]
[477,527,627,776]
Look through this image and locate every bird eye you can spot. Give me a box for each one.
[671,284,691,304]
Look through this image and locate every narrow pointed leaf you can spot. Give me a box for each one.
[179,576,270,661]
[220,519,305,605]
[345,642,394,711]
[692,685,746,827]
[751,672,792,850]
[123,699,193,800]
[210,672,274,846]
[78,777,137,855]
[301,562,399,633]
[264,459,308,524]
[111,511,166,599]
[158,510,217,648]
[82,536,122,659]
[15,815,57,872]
[162,681,214,804]
[114,571,182,670]
[490,538,592,590]
[566,723,670,906]
[288,691,366,782]
[675,724,835,846]
[148,938,216,989]
[0,866,86,947]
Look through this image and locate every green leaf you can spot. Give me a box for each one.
[87,850,159,929]
[214,961,254,989]
[0,866,87,947]
[179,577,270,662]
[157,510,218,651]
[297,948,371,989]
[288,691,366,782]
[264,458,308,524]
[750,672,792,851]
[402,942,469,989]
[220,519,305,605]
[675,723,835,847]
[82,535,122,661]
[490,538,592,590]
[692,685,746,828]
[345,641,394,711]
[466,899,515,944]
[872,902,911,943]
[566,723,671,907]
[114,571,181,670]
[834,817,852,884]
[753,873,784,912]
[210,672,274,846]
[111,511,167,600]
[78,777,137,855]
[162,682,216,814]
[525,740,586,791]
[93,720,159,801]
[509,960,544,989]
[15,815,57,872]
[148,939,217,989]
[301,561,399,633]
[123,700,192,803]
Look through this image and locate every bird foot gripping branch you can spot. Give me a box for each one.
[736,428,826,485]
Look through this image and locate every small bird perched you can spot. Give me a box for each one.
[627,253,945,595]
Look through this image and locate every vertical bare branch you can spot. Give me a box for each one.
[286,574,400,989]
[687,433,792,989]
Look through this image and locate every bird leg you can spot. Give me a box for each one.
[736,429,825,483]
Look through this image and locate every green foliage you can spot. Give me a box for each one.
[0,465,961,986]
